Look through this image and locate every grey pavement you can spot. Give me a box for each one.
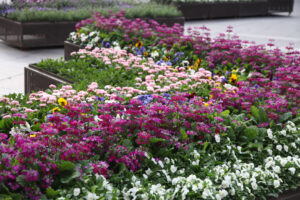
[0,0,300,97]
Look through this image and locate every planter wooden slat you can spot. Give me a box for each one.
[24,64,72,94]
[64,41,81,61]
[268,0,294,14]
[239,1,268,17]
[209,2,239,19]
[270,187,300,200]
[176,3,211,20]
[0,16,76,49]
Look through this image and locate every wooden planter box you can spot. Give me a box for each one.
[64,41,81,61]
[209,2,239,19]
[0,16,76,49]
[24,64,72,94]
[268,0,294,14]
[176,2,211,20]
[239,1,268,17]
[271,187,300,200]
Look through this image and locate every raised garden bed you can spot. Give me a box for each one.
[271,187,300,200]
[268,0,294,14]
[175,2,211,20]
[0,16,76,49]
[24,64,72,94]
[209,2,239,19]
[239,1,268,17]
[64,41,81,61]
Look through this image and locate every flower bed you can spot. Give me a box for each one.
[1,11,300,200]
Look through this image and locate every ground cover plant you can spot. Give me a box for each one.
[0,13,300,200]
[0,0,181,22]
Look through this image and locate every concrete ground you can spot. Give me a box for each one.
[0,0,299,97]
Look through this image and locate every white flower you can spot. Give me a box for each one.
[251,182,258,190]
[202,188,212,199]
[86,191,99,200]
[151,51,159,58]
[220,189,228,198]
[181,60,189,67]
[273,166,280,173]
[280,130,287,136]
[267,129,273,139]
[158,160,164,168]
[146,168,152,175]
[291,143,296,148]
[273,180,280,188]
[73,188,80,196]
[170,165,177,173]
[164,157,170,164]
[276,145,282,151]
[284,145,289,152]
[280,159,287,167]
[289,167,296,175]
[57,198,65,200]
[215,134,221,143]
[267,149,273,155]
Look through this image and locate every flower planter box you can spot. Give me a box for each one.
[271,187,300,200]
[64,41,81,61]
[268,0,294,14]
[209,2,239,19]
[0,16,76,49]
[175,2,211,20]
[239,1,268,17]
[24,64,72,94]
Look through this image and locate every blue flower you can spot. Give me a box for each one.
[96,96,104,101]
[174,52,184,58]
[138,94,153,105]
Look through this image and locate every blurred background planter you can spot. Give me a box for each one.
[268,0,294,14]
[175,2,211,20]
[24,64,72,94]
[0,16,76,49]
[209,2,239,19]
[239,0,268,17]
[271,187,300,200]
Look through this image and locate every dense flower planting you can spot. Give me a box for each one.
[1,15,300,200]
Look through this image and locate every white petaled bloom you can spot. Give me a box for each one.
[215,134,221,143]
[289,167,296,175]
[251,182,258,190]
[280,159,287,167]
[267,129,273,139]
[280,130,287,136]
[73,188,80,196]
[267,149,273,155]
[273,166,280,173]
[276,145,282,151]
[164,157,170,164]
[181,60,190,67]
[170,165,177,173]
[151,51,159,58]
[146,168,152,175]
[158,160,164,168]
[57,198,65,200]
[273,180,280,188]
[291,143,296,148]
[86,191,99,200]
[220,190,228,198]
[284,145,289,152]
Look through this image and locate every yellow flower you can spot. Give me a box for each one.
[229,74,238,85]
[204,103,209,107]
[58,98,67,107]
[208,76,212,80]
[232,69,237,73]
[164,57,169,61]
[52,107,61,113]
[187,66,192,70]
[195,58,201,67]
[30,134,36,137]
[135,41,143,48]
[209,94,213,100]
[144,51,149,57]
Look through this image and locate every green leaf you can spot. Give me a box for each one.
[279,112,293,123]
[46,187,59,198]
[258,107,268,123]
[149,137,165,143]
[180,128,188,140]
[221,110,230,116]
[60,171,81,184]
[56,161,75,172]
[16,175,26,187]
[244,126,259,141]
[250,106,260,122]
